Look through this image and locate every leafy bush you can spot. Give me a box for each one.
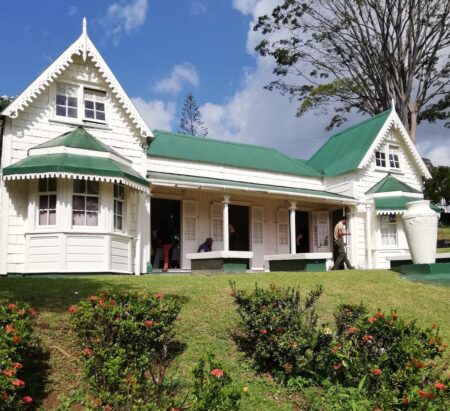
[69,291,182,409]
[230,282,326,380]
[190,353,242,411]
[0,302,40,410]
[323,305,450,409]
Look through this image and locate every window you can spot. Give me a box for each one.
[113,183,124,231]
[389,146,400,169]
[84,89,106,122]
[380,214,397,246]
[375,151,386,167]
[72,180,100,226]
[38,178,57,226]
[56,84,78,118]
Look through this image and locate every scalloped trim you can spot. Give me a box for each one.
[3,172,149,193]
[2,34,152,139]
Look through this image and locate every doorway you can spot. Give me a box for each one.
[151,198,181,269]
[296,211,310,253]
[229,205,249,251]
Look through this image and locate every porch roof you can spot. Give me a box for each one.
[366,174,420,194]
[375,196,441,215]
[147,172,358,204]
[2,153,149,192]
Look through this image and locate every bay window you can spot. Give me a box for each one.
[38,178,57,226]
[380,214,397,246]
[72,180,99,226]
[113,183,124,231]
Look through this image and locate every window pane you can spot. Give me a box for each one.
[116,216,122,230]
[56,95,66,105]
[48,178,57,191]
[68,108,77,118]
[39,196,48,209]
[48,210,56,225]
[49,195,57,209]
[39,211,47,225]
[96,111,106,121]
[87,180,99,195]
[86,212,98,226]
[73,211,85,226]
[68,97,77,107]
[86,196,98,211]
[116,201,122,215]
[96,102,105,111]
[73,180,85,194]
[38,179,47,192]
[73,195,85,210]
[56,105,66,116]
[85,100,94,109]
[85,109,95,119]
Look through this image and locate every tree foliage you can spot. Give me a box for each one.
[179,92,208,137]
[423,166,450,205]
[254,0,450,142]
[0,96,14,112]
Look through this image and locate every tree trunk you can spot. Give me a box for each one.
[408,101,418,145]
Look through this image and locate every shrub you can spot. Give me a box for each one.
[190,353,242,411]
[0,302,40,410]
[69,291,182,409]
[324,305,450,409]
[230,282,326,380]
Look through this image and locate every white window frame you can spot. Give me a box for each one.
[375,146,401,171]
[380,214,397,247]
[388,145,401,170]
[55,83,78,120]
[37,178,57,227]
[113,183,125,231]
[83,88,107,124]
[375,151,386,168]
[72,180,100,227]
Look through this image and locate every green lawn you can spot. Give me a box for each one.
[1,270,450,410]
[439,225,450,240]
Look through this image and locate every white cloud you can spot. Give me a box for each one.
[191,2,208,16]
[68,6,77,16]
[155,63,200,94]
[132,97,176,131]
[103,0,148,45]
[232,0,260,15]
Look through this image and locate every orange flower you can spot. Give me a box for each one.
[28,308,37,316]
[375,311,384,319]
[18,309,25,315]
[82,348,93,356]
[12,335,22,344]
[68,306,78,314]
[362,334,374,344]
[434,382,446,390]
[402,397,409,405]
[418,389,431,398]
[88,295,98,301]
[22,396,33,403]
[428,338,436,345]
[229,292,235,297]
[145,320,157,327]
[154,293,164,300]
[259,329,268,335]
[8,303,16,310]
[12,379,25,387]
[432,323,438,329]
[109,299,116,306]
[13,363,23,369]
[5,325,14,333]
[104,405,112,411]
[332,363,342,370]
[392,311,399,320]
[347,326,358,334]
[331,344,341,353]
[368,317,377,324]
[371,368,382,376]
[210,368,224,378]
[3,392,9,399]
[260,305,268,311]
[413,358,424,369]
[3,369,15,377]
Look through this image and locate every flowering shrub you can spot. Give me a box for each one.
[0,302,40,410]
[230,282,326,380]
[190,353,242,411]
[323,305,450,409]
[69,291,182,409]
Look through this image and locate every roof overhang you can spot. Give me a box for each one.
[147,172,359,204]
[374,196,440,215]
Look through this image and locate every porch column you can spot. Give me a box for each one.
[135,192,143,276]
[222,195,230,251]
[289,202,297,254]
[347,206,356,267]
[142,191,151,273]
[365,204,373,269]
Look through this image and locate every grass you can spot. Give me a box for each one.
[439,225,450,241]
[438,247,450,253]
[1,270,450,410]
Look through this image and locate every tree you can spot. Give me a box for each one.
[0,96,13,112]
[423,166,450,205]
[254,0,450,143]
[179,92,208,137]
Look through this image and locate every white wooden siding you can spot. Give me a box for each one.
[111,236,129,272]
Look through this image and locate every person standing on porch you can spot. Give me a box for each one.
[331,217,355,270]
[159,216,175,272]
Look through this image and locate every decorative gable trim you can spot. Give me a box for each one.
[357,110,431,178]
[1,29,152,139]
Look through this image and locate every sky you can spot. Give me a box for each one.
[0,0,448,166]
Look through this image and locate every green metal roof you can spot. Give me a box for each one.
[307,110,391,176]
[34,126,116,154]
[366,174,421,194]
[375,196,440,213]
[148,172,357,202]
[148,130,322,177]
[2,153,148,187]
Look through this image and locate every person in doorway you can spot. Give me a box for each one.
[198,237,213,252]
[331,217,355,270]
[296,232,303,253]
[159,216,175,272]
[229,223,236,250]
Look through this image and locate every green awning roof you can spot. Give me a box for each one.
[3,153,149,191]
[374,196,441,214]
[366,174,421,194]
[148,172,358,203]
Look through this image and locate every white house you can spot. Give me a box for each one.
[0,22,436,275]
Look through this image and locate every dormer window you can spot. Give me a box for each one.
[389,146,400,169]
[56,84,78,118]
[375,151,386,167]
[84,89,106,122]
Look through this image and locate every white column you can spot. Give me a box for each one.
[347,206,356,267]
[134,192,142,276]
[141,191,151,273]
[222,195,230,252]
[289,202,297,254]
[365,204,372,269]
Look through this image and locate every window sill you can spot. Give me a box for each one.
[49,117,112,131]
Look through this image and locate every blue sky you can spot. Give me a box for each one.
[1,0,448,165]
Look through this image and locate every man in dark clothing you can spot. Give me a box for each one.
[198,237,213,252]
[331,217,355,270]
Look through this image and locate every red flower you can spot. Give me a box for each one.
[88,295,98,302]
[98,298,105,305]
[332,363,342,370]
[12,379,25,387]
[154,293,164,300]
[5,325,14,333]
[8,303,16,310]
[18,309,25,315]
[347,326,358,334]
[109,299,116,306]
[392,311,399,320]
[3,369,15,377]
[418,389,428,398]
[104,405,112,411]
[13,363,23,369]
[428,338,436,345]
[68,306,78,314]
[28,308,37,316]
[375,311,384,319]
[434,382,446,390]
[3,392,9,399]
[229,292,235,297]
[259,329,268,335]
[432,323,438,329]
[412,358,424,369]
[145,320,157,327]
[82,348,93,356]
[22,396,33,404]
[210,368,224,378]
[331,344,341,353]
[402,397,409,405]
[368,317,377,324]
[12,335,22,344]
[362,334,374,344]
[260,305,268,311]
[371,368,382,376]
[276,327,284,335]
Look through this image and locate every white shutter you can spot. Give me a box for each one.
[277,208,289,254]
[210,203,223,251]
[312,211,330,252]
[182,200,198,269]
[251,206,265,269]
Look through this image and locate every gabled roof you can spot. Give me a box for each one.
[366,174,421,194]
[1,20,152,138]
[375,196,440,214]
[307,110,391,176]
[148,130,322,177]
